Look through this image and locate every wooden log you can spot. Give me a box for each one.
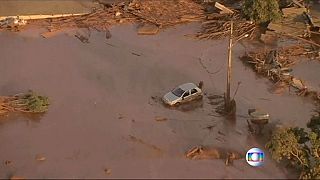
[215,2,234,14]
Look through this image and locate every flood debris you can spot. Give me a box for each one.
[0,91,50,116]
[41,29,66,38]
[126,0,205,28]
[35,154,46,161]
[247,109,270,134]
[195,2,256,40]
[155,116,167,122]
[185,146,242,165]
[186,146,220,160]
[105,29,112,39]
[214,2,234,14]
[195,9,255,40]
[137,23,159,35]
[0,17,27,31]
[4,160,12,166]
[104,168,112,175]
[75,33,90,43]
[20,0,204,36]
[241,45,320,103]
[242,45,314,81]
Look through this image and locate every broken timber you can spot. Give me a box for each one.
[214,2,234,14]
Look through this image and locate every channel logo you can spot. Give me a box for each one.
[246,148,264,167]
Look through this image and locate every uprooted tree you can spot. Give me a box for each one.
[266,114,320,179]
[0,91,50,115]
[243,0,282,24]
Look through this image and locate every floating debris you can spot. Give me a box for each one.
[0,91,50,115]
[104,168,112,175]
[185,146,242,163]
[35,154,46,161]
[155,116,167,122]
[4,160,12,166]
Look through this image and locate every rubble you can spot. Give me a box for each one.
[0,17,27,31]
[195,13,255,40]
[185,146,242,164]
[126,0,205,28]
[12,0,205,36]
[241,45,320,103]
[242,45,317,82]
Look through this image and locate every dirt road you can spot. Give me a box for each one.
[0,23,315,178]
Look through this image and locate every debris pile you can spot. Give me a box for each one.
[126,0,205,28]
[241,46,320,102]
[28,0,205,35]
[195,11,255,40]
[186,146,242,165]
[0,91,49,115]
[0,17,27,31]
[35,4,135,32]
[242,45,318,82]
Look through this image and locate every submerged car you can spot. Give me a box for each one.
[162,83,203,106]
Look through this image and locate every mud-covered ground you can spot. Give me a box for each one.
[0,23,317,178]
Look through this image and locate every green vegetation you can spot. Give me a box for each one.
[266,114,320,179]
[243,0,282,24]
[0,91,49,114]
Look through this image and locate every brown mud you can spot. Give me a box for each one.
[0,23,317,178]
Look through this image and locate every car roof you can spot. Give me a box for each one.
[178,83,198,91]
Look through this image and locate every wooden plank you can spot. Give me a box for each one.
[292,0,305,8]
[214,2,234,14]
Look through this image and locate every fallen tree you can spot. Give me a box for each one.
[0,91,49,115]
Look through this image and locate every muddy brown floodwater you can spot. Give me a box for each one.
[0,23,317,178]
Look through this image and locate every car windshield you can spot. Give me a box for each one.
[172,88,185,97]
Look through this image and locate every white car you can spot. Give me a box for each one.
[162,83,203,106]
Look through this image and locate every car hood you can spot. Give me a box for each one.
[163,92,179,102]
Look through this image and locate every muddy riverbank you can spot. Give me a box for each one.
[0,23,316,178]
